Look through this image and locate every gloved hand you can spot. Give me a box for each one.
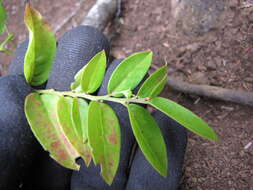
[0,25,187,190]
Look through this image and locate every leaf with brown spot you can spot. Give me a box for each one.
[88,101,121,185]
[25,93,80,170]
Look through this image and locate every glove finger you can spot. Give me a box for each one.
[0,75,40,189]
[8,40,29,75]
[71,59,145,190]
[46,25,110,91]
[125,110,187,190]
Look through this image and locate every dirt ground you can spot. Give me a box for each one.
[1,0,253,190]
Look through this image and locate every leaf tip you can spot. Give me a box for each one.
[212,132,219,142]
[160,169,168,178]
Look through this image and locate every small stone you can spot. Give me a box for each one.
[163,42,170,47]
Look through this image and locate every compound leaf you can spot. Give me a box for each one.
[127,104,167,177]
[137,65,168,98]
[0,0,7,34]
[107,51,153,97]
[24,3,56,86]
[81,50,106,93]
[57,96,92,166]
[71,97,92,166]
[88,101,121,185]
[148,97,218,141]
[25,93,80,170]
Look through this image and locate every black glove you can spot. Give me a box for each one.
[1,25,187,190]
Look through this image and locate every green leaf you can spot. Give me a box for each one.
[107,51,153,97]
[57,96,92,166]
[148,97,219,141]
[80,50,106,93]
[71,97,92,166]
[137,65,168,98]
[88,101,121,185]
[24,93,80,170]
[24,3,56,86]
[127,104,167,177]
[0,0,7,34]
[70,65,87,92]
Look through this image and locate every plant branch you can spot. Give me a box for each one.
[167,78,253,107]
[36,89,149,106]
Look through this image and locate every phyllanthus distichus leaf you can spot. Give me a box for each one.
[25,93,80,170]
[71,65,87,92]
[0,0,7,34]
[107,51,153,97]
[137,65,168,98]
[24,48,219,185]
[71,97,92,166]
[24,3,56,86]
[127,104,168,177]
[71,50,106,93]
[81,50,106,93]
[57,96,92,166]
[148,97,219,141]
[88,101,121,185]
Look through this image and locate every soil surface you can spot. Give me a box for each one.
[1,0,253,190]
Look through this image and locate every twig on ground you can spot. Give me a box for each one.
[82,0,117,32]
[239,3,253,9]
[167,78,253,107]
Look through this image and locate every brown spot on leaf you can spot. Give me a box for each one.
[58,149,68,161]
[51,141,60,149]
[50,141,68,161]
[107,128,118,145]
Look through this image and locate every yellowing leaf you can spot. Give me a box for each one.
[107,51,153,97]
[127,104,167,177]
[24,3,56,86]
[24,93,80,170]
[148,97,219,141]
[137,65,168,98]
[88,101,121,185]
